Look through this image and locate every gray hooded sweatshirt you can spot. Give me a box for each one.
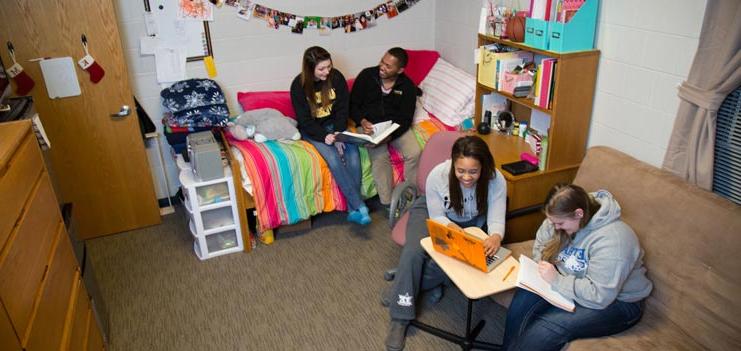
[532,190,653,309]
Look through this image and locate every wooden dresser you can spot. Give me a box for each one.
[0,121,105,350]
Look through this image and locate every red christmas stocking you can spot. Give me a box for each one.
[6,62,35,96]
[78,54,105,83]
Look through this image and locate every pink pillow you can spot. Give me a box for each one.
[237,91,296,118]
[237,78,355,119]
[404,50,440,85]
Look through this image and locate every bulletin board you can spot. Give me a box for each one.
[144,0,213,62]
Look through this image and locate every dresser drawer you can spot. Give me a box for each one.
[66,277,92,351]
[0,176,61,340]
[87,311,105,351]
[0,135,44,247]
[0,302,21,351]
[24,226,79,350]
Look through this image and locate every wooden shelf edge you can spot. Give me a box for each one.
[478,34,600,58]
[476,83,552,114]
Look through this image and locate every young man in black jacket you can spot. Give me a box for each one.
[350,47,422,211]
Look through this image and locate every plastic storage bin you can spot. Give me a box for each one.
[179,153,244,260]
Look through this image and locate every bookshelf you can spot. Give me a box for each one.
[474,34,600,242]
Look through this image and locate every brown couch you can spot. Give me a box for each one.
[498,146,741,350]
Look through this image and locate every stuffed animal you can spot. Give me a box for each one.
[228,108,301,143]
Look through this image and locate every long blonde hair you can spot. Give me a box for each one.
[540,184,601,263]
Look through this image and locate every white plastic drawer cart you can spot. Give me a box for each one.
[178,154,244,260]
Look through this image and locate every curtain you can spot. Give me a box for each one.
[662,0,741,190]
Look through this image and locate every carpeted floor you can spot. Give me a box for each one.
[86,205,508,350]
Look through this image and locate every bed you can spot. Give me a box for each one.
[224,50,476,245]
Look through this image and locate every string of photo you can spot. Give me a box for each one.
[223,0,423,34]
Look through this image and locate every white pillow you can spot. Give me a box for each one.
[419,58,475,126]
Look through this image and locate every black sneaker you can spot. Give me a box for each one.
[385,319,410,351]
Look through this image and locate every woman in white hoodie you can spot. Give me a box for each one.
[503,184,653,351]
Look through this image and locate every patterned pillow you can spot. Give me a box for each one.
[419,58,475,126]
[160,78,229,127]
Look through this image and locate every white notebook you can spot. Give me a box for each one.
[517,255,576,312]
[335,121,399,145]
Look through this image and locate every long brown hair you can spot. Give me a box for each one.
[540,184,601,263]
[448,136,496,216]
[300,46,333,114]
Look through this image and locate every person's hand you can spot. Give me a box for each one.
[324,133,336,145]
[360,118,374,135]
[483,234,502,256]
[538,261,558,283]
[334,141,345,156]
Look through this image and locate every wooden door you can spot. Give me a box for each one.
[0,0,160,238]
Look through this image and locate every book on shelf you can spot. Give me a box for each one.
[537,58,557,109]
[335,120,399,145]
[516,255,575,312]
[557,0,586,23]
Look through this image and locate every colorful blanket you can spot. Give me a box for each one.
[227,117,457,232]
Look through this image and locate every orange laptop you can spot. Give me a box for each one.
[426,218,511,272]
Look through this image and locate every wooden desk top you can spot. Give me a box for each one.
[421,237,519,299]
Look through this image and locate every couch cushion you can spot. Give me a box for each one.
[567,304,705,351]
[573,146,741,351]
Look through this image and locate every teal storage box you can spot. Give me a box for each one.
[548,0,599,52]
[524,18,549,50]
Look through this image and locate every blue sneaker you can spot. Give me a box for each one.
[347,207,371,226]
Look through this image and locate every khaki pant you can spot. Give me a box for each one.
[366,128,421,205]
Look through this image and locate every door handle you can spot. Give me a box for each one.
[110,105,131,118]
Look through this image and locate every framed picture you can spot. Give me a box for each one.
[144,0,214,62]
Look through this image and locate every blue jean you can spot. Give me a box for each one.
[305,138,364,212]
[503,288,645,351]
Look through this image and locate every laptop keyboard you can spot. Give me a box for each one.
[486,255,499,265]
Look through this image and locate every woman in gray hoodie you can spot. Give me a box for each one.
[503,184,653,351]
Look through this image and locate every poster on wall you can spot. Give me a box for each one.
[144,0,214,61]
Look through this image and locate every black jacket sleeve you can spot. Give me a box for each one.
[290,75,328,142]
[389,77,417,139]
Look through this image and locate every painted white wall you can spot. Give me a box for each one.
[435,0,529,75]
[590,0,706,167]
[435,0,707,168]
[113,0,436,199]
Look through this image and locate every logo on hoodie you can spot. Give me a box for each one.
[558,247,587,272]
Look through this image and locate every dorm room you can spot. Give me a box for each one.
[0,1,739,350]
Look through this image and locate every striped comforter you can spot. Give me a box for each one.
[227,118,456,232]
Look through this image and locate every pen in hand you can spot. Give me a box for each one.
[502,265,515,282]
